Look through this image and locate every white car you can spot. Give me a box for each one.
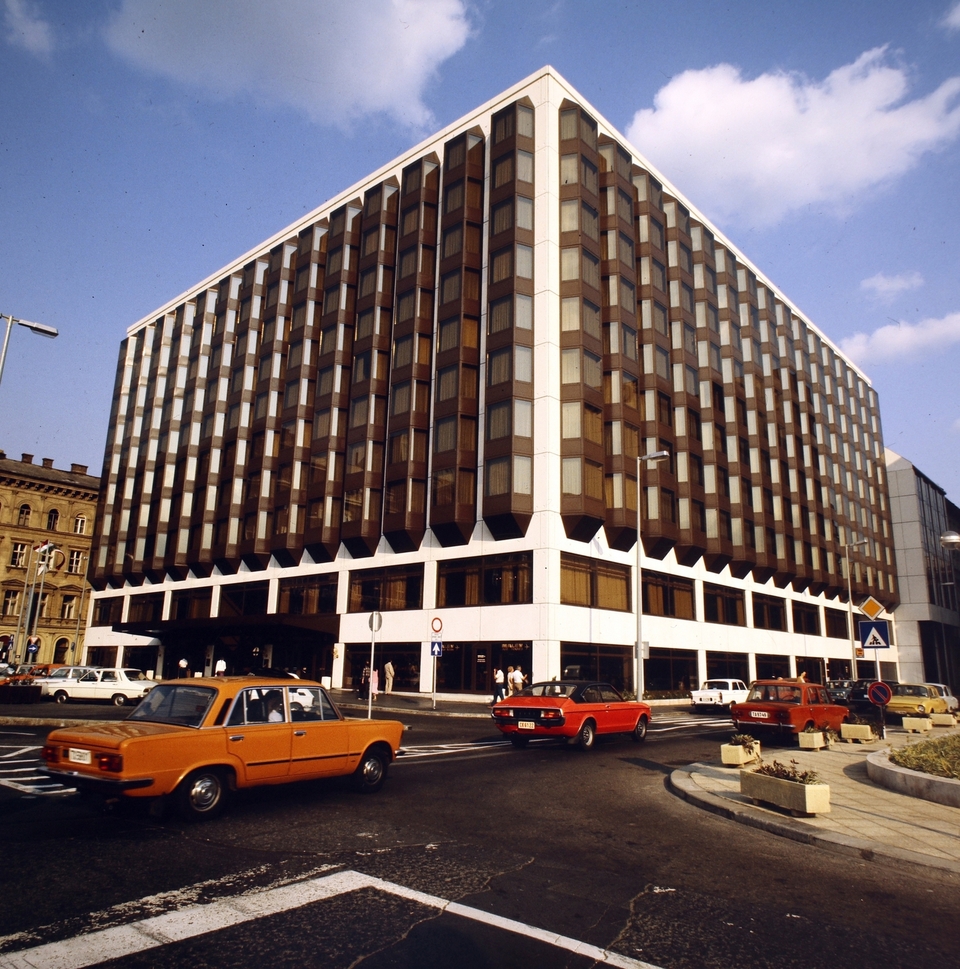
[47,668,154,706]
[39,667,94,697]
[690,679,749,709]
[925,683,958,713]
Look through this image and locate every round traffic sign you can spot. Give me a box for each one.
[431,617,443,634]
[867,680,892,706]
[368,611,382,632]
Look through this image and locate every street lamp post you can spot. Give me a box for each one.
[636,450,670,700]
[844,538,869,679]
[0,313,59,392]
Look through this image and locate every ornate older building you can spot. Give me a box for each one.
[0,451,99,666]
[85,67,898,695]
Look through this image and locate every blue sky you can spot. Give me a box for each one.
[1,0,958,501]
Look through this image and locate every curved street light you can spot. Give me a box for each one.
[0,313,59,392]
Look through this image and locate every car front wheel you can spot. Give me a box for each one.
[576,720,596,750]
[353,748,388,793]
[177,768,229,821]
[631,716,648,742]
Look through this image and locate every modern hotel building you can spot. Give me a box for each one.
[84,67,899,695]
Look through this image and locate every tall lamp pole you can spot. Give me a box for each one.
[844,538,869,679]
[636,450,670,700]
[0,313,59,391]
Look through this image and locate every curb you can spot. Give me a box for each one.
[668,767,960,878]
[866,749,960,808]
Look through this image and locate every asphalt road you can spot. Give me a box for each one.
[0,709,958,969]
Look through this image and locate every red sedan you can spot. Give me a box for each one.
[731,680,850,736]
[492,681,652,749]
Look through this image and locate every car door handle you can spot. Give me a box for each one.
[294,730,306,737]
[229,735,244,742]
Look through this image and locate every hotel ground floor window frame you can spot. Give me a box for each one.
[705,650,749,683]
[755,653,791,680]
[645,647,698,693]
[344,642,422,694]
[560,642,633,695]
[432,641,531,694]
[795,656,826,684]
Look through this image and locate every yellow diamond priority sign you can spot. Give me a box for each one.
[859,595,885,620]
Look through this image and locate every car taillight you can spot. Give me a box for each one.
[41,745,58,764]
[96,753,123,772]
[541,709,561,720]
[493,708,512,718]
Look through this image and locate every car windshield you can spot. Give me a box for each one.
[518,682,575,697]
[746,683,803,703]
[127,684,217,727]
[702,681,727,690]
[895,685,927,697]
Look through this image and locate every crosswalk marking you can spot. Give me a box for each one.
[0,869,665,969]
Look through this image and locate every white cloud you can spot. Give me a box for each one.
[840,311,960,365]
[942,2,960,32]
[860,271,924,301]
[104,0,471,128]
[626,48,960,226]
[2,0,54,55]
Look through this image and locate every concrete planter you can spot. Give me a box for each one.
[798,731,826,750]
[721,742,760,766]
[930,713,957,727]
[840,722,875,743]
[740,769,831,816]
[902,716,933,734]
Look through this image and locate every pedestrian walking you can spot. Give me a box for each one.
[492,666,505,703]
[370,667,379,701]
[384,660,395,694]
[511,666,525,694]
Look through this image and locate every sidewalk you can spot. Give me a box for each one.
[670,723,960,877]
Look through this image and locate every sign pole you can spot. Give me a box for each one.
[367,611,382,720]
[430,618,443,711]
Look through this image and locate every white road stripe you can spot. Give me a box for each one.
[0,869,664,969]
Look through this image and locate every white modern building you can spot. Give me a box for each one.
[85,67,899,696]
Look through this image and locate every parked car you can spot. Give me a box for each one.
[45,668,154,706]
[40,677,405,819]
[730,680,849,736]
[842,678,899,712]
[925,683,958,713]
[690,679,748,709]
[1,663,63,685]
[39,667,94,697]
[491,681,651,749]
[825,679,855,703]
[886,683,949,717]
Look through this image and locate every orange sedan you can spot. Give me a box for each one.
[41,677,404,820]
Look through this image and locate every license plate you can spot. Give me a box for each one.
[517,721,535,730]
[750,711,769,719]
[68,748,92,764]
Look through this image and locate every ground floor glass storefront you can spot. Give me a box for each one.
[560,642,634,694]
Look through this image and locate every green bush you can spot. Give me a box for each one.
[889,734,960,780]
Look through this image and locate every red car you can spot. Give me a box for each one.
[731,680,849,736]
[492,681,651,749]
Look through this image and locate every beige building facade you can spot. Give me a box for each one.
[0,450,99,666]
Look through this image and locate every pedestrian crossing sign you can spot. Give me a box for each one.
[858,619,890,649]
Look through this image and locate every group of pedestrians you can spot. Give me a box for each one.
[358,659,396,701]
[491,664,526,704]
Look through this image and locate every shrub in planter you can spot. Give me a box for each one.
[840,721,876,743]
[740,759,831,816]
[721,733,760,766]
